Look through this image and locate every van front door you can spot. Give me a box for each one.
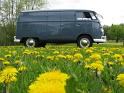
[76,12,93,37]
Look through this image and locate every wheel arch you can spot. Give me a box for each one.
[77,34,93,48]
[20,37,40,43]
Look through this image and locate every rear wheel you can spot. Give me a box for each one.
[25,38,39,47]
[77,36,93,48]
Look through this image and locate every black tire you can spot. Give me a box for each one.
[77,36,93,48]
[25,38,39,47]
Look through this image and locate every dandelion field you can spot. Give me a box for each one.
[0,44,124,93]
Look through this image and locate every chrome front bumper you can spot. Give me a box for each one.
[93,36,107,43]
[14,36,21,43]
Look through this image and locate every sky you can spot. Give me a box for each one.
[45,0,124,25]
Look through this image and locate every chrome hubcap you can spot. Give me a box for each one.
[26,39,35,47]
[80,38,90,48]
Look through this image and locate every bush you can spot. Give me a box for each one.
[0,23,16,46]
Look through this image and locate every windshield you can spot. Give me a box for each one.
[96,13,103,20]
[95,13,104,26]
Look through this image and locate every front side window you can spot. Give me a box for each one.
[76,12,85,20]
[83,12,92,19]
[76,12,92,21]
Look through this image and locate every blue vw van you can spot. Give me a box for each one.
[14,10,106,48]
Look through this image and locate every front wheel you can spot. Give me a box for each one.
[77,36,93,48]
[25,38,38,47]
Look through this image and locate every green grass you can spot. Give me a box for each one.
[0,43,124,93]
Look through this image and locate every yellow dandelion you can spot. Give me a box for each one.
[85,64,91,69]
[107,61,114,66]
[24,49,30,52]
[47,56,54,61]
[90,53,101,61]
[73,53,83,60]
[84,58,90,63]
[95,61,102,64]
[86,49,93,54]
[101,47,107,51]
[90,62,104,71]
[113,54,123,61]
[23,50,32,55]
[116,74,124,87]
[5,54,12,58]
[66,55,73,60]
[37,70,70,84]
[15,60,22,65]
[0,66,18,84]
[33,51,39,55]
[12,51,17,55]
[18,65,27,72]
[28,70,70,93]
[73,59,79,63]
[29,81,66,93]
[3,61,10,65]
[122,54,124,58]
[57,54,66,59]
[53,51,59,54]
[102,86,112,93]
[102,53,110,56]
[121,62,124,66]
[0,57,5,61]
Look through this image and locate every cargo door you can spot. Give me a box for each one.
[59,11,75,42]
[26,11,48,40]
[45,12,61,42]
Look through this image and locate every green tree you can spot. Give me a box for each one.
[103,25,111,40]
[23,0,45,10]
[104,24,124,43]
[119,24,124,45]
[0,0,45,45]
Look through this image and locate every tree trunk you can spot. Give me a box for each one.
[123,39,124,47]
[116,37,119,43]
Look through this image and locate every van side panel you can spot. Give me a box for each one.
[58,11,76,42]
[43,11,76,43]
[45,12,61,42]
[16,12,48,40]
[45,22,60,42]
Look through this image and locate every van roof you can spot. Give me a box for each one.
[21,9,96,13]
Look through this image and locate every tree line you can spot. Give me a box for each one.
[104,24,124,43]
[0,0,45,45]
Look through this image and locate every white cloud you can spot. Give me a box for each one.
[46,0,124,25]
